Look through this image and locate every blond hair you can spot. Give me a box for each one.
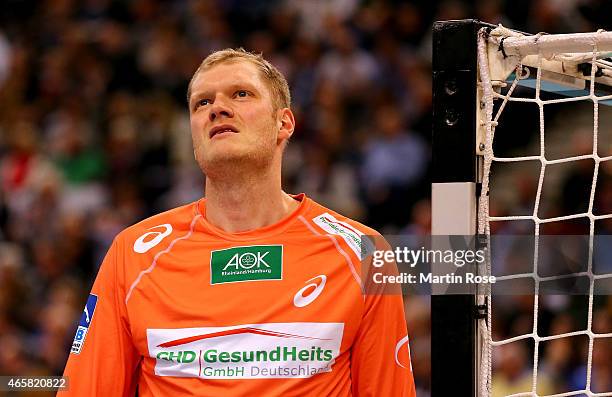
[186,48,291,111]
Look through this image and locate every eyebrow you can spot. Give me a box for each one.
[191,81,260,102]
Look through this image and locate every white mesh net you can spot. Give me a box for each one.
[477,25,612,397]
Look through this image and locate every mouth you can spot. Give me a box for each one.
[209,124,239,139]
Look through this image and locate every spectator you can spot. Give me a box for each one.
[361,103,428,229]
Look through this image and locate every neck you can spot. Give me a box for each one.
[204,166,299,233]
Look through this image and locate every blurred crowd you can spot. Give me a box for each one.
[0,0,611,396]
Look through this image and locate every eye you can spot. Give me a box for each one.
[235,90,250,98]
[194,98,210,110]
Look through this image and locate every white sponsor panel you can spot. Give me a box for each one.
[147,322,344,379]
[312,213,368,258]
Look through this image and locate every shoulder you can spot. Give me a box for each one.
[115,201,200,248]
[305,198,381,237]
[301,198,381,260]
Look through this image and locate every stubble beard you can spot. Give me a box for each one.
[195,134,276,180]
[194,110,280,180]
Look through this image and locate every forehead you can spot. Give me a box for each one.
[191,60,268,96]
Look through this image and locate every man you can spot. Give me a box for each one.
[61,48,416,396]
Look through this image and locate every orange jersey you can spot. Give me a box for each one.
[60,194,416,396]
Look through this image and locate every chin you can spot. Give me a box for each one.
[199,150,270,175]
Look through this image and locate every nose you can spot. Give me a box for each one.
[209,99,234,122]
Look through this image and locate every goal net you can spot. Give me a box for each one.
[477,25,612,397]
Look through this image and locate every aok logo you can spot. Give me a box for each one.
[157,350,196,363]
[211,245,283,285]
[223,251,270,271]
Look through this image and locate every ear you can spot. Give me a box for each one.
[276,108,295,143]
